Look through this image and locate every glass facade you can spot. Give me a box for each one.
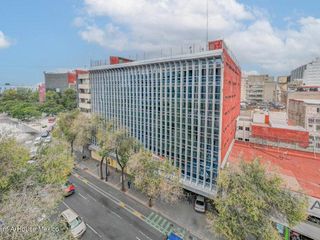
[91,55,222,191]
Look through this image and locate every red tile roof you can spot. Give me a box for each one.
[227,141,320,198]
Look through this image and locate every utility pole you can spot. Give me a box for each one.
[206,0,209,50]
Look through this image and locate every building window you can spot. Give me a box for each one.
[245,139,249,142]
[317,108,320,113]
[245,127,250,131]
[238,138,243,141]
[238,126,243,130]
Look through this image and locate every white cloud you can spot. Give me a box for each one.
[76,0,320,74]
[0,31,11,49]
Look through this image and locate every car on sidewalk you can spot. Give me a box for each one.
[63,181,75,197]
[194,195,206,213]
[60,208,86,238]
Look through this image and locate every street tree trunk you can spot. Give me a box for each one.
[148,197,153,207]
[105,158,108,182]
[70,140,74,156]
[100,156,104,180]
[121,167,125,191]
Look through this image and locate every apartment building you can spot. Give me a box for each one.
[76,71,91,113]
[90,40,241,197]
[288,98,320,151]
[246,74,277,103]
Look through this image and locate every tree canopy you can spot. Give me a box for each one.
[0,88,77,119]
[208,159,308,240]
[0,132,74,239]
[129,149,183,206]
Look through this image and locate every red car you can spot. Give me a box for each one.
[63,181,75,197]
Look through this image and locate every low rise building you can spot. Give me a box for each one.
[235,110,316,152]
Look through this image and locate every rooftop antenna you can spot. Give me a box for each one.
[206,0,209,49]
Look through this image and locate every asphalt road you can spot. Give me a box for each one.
[60,169,165,240]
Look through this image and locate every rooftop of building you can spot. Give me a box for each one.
[293,99,320,105]
[90,49,224,71]
[227,141,320,199]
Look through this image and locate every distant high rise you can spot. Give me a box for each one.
[291,58,320,86]
[90,40,241,197]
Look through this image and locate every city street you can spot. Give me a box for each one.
[60,168,165,240]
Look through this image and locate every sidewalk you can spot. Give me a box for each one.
[76,157,221,240]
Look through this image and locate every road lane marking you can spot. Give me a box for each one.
[119,201,125,208]
[139,231,153,240]
[136,237,141,240]
[72,171,175,237]
[62,201,71,209]
[87,223,103,239]
[111,210,122,219]
[87,194,97,202]
[78,192,87,200]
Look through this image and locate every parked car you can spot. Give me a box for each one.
[34,137,42,145]
[194,195,206,213]
[44,136,52,143]
[167,232,183,240]
[60,209,86,238]
[63,181,75,197]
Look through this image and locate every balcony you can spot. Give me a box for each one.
[78,84,90,90]
[79,93,91,99]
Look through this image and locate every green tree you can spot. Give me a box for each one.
[38,141,74,185]
[61,88,77,111]
[113,129,138,191]
[0,137,29,195]
[208,159,308,240]
[95,118,113,181]
[129,150,183,207]
[39,90,64,115]
[53,110,80,155]
[74,113,98,158]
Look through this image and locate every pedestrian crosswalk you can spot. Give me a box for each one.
[146,212,186,237]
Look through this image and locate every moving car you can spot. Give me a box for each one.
[194,195,206,213]
[63,181,75,197]
[60,209,86,238]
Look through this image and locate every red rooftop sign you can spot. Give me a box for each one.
[208,40,223,50]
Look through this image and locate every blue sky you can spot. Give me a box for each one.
[0,0,319,85]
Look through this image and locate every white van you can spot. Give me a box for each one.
[61,208,86,238]
[194,195,206,213]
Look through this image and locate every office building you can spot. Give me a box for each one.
[246,75,277,103]
[90,40,241,197]
[44,71,77,92]
[241,74,247,102]
[291,58,320,86]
